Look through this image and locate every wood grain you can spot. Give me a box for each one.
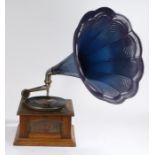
[14,99,76,147]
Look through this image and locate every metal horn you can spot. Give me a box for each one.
[22,7,144,111]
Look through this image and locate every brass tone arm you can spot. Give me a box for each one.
[21,85,48,100]
[21,68,53,100]
[44,68,52,96]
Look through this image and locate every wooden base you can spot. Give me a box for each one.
[14,99,76,147]
[14,125,76,147]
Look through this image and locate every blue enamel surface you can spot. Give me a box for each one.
[52,7,144,104]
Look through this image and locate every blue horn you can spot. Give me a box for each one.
[46,7,144,104]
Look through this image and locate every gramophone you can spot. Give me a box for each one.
[14,7,143,147]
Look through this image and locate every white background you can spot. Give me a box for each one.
[6,0,148,155]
